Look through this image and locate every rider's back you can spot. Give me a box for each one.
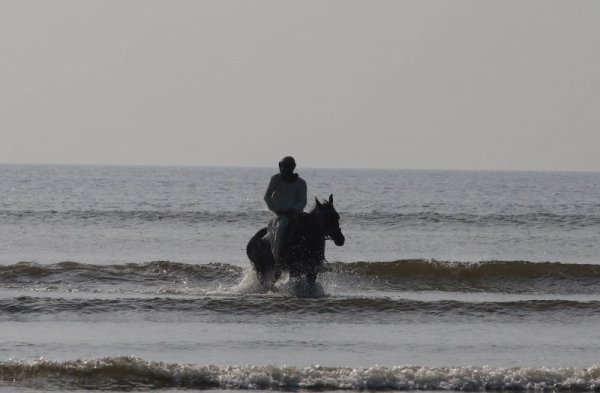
[264,173,307,214]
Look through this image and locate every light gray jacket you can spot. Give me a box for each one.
[264,174,307,215]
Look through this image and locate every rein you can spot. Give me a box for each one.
[314,206,325,228]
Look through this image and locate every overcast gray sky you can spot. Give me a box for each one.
[1,1,599,171]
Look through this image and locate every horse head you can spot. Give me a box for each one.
[315,194,345,246]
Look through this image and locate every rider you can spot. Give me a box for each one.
[264,156,307,266]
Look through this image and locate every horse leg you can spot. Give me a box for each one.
[306,261,319,284]
[261,266,282,289]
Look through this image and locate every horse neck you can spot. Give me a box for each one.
[301,208,325,239]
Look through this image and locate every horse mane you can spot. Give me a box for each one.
[299,199,326,229]
[308,198,332,214]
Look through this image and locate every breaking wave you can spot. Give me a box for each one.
[329,259,600,279]
[328,260,600,294]
[1,357,600,391]
[3,259,600,294]
[0,261,243,286]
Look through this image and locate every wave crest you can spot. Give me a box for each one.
[2,357,600,391]
[0,261,243,284]
[331,259,600,279]
[4,259,600,294]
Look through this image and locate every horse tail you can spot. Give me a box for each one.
[246,227,268,263]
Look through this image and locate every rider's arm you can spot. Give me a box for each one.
[293,178,307,213]
[264,175,279,213]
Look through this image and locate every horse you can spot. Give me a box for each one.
[246,194,345,288]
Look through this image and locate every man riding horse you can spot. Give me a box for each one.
[263,156,307,266]
[247,156,344,287]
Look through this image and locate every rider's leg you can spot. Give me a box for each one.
[272,215,289,265]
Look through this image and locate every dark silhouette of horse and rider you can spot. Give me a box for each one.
[246,156,345,287]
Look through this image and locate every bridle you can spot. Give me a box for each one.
[315,205,341,241]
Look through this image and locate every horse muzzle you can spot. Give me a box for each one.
[331,228,345,246]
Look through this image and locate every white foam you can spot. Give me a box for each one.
[230,268,267,295]
[2,357,600,391]
[277,276,328,298]
[229,268,327,297]
[230,268,329,298]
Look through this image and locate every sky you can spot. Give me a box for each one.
[1,1,599,171]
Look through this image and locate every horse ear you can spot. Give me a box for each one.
[315,197,321,207]
[329,194,334,204]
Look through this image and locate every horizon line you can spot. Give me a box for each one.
[1,161,599,174]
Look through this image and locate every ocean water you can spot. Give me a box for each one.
[1,164,600,391]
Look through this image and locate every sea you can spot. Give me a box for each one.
[1,164,600,392]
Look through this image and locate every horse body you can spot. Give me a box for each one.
[246,194,345,287]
